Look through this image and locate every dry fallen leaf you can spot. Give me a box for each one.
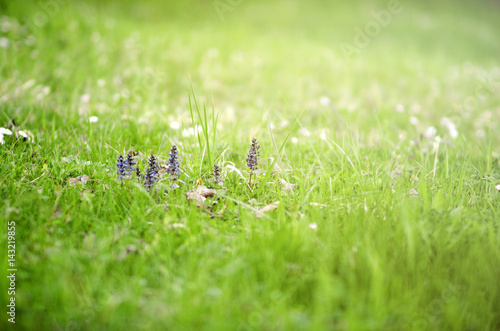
[186,186,217,208]
[391,170,402,179]
[278,179,296,191]
[198,186,217,198]
[186,191,205,208]
[68,175,89,186]
[62,155,76,163]
[255,201,280,218]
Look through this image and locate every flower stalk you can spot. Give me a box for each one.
[144,154,159,192]
[167,145,181,188]
[116,154,126,180]
[213,164,222,186]
[246,138,260,185]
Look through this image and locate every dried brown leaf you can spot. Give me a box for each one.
[197,186,217,198]
[186,186,217,209]
[68,175,89,186]
[255,201,280,218]
[278,179,296,191]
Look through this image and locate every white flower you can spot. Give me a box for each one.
[26,35,36,46]
[320,132,327,140]
[495,184,500,192]
[170,121,180,130]
[2,20,12,32]
[97,79,106,87]
[16,130,33,143]
[319,96,331,106]
[396,104,405,113]
[309,223,318,230]
[168,223,186,229]
[80,94,91,103]
[431,136,442,151]
[89,116,99,123]
[182,126,202,137]
[0,37,9,48]
[291,137,298,144]
[476,130,485,138]
[441,117,458,139]
[0,127,13,145]
[299,128,310,137]
[0,128,12,135]
[23,79,36,90]
[280,120,289,127]
[409,117,419,125]
[423,126,437,139]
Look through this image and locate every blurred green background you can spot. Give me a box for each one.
[2,0,499,136]
[1,0,500,330]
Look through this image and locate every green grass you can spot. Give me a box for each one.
[1,0,500,329]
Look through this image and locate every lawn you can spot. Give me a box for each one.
[1,0,500,329]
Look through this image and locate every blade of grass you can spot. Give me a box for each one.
[254,117,295,196]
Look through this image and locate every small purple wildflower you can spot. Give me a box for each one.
[144,154,159,192]
[124,153,136,178]
[135,166,141,184]
[167,145,180,187]
[213,164,221,185]
[117,154,126,180]
[246,138,260,184]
